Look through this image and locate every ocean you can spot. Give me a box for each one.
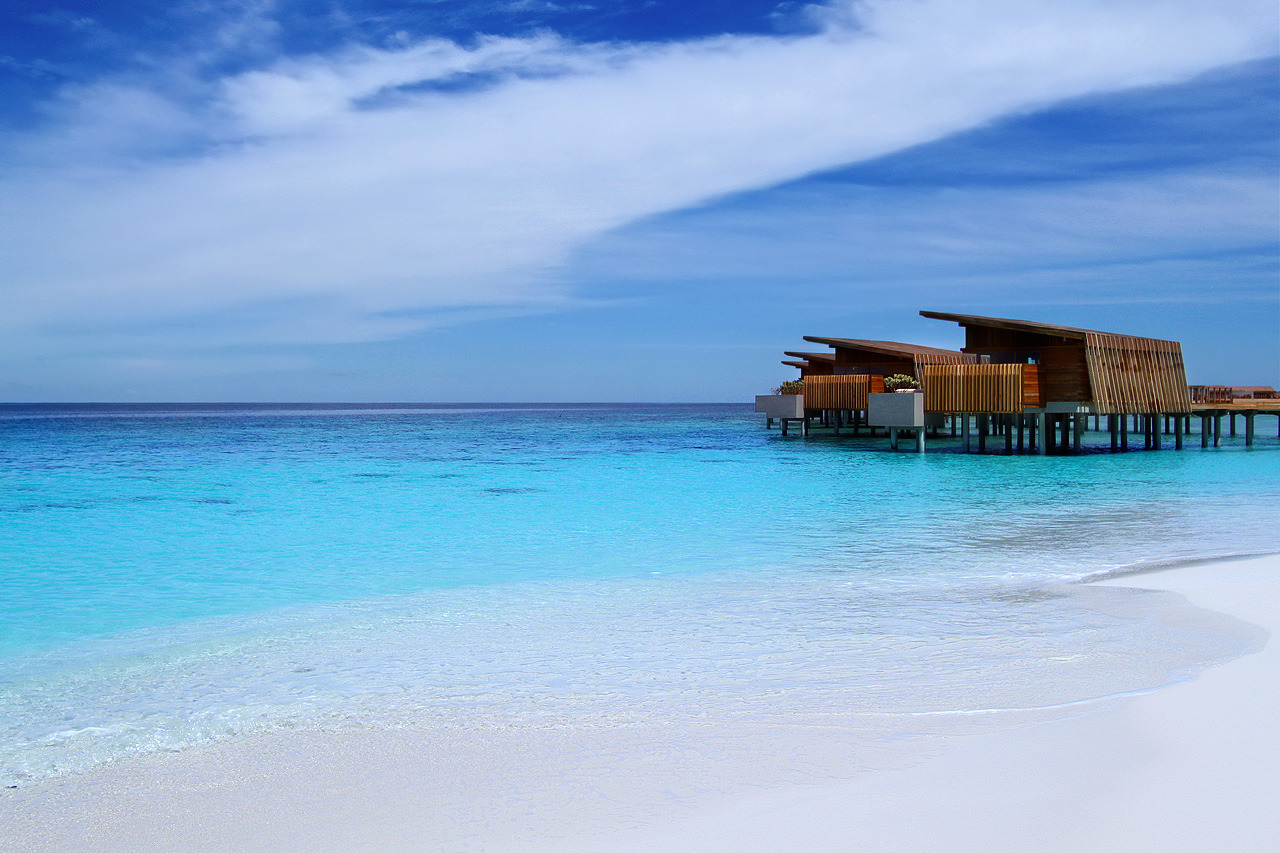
[2,403,1277,786]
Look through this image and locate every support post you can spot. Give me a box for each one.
[978,415,987,453]
[962,414,971,453]
[890,428,898,451]
[1213,412,1221,447]
[916,428,926,454]
[1109,415,1118,452]
[1005,416,1014,454]
[1072,414,1083,453]
[1201,414,1210,448]
[1120,414,1129,451]
[1036,413,1047,455]
[1175,414,1183,449]
[766,417,773,430]
[1230,413,1237,437]
[1246,413,1255,446]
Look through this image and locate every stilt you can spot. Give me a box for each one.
[1073,414,1083,453]
[1120,414,1129,451]
[962,414,971,453]
[1109,415,1118,452]
[832,410,841,436]
[978,415,987,453]
[1201,413,1210,448]
[1230,413,1237,437]
[1005,416,1014,454]
[766,417,773,429]
[1017,415,1025,452]
[890,428,899,451]
[1036,412,1047,455]
[915,428,926,454]
[1151,414,1161,450]
[950,415,956,438]
[1246,413,1255,446]
[1175,414,1183,449]
[1213,412,1221,447]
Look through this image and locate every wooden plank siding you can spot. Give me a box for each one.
[920,364,1039,413]
[803,374,884,410]
[1083,334,1191,414]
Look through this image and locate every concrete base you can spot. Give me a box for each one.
[755,395,805,419]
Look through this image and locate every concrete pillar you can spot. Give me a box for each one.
[1151,414,1161,450]
[962,414,971,453]
[1017,415,1025,452]
[1230,413,1237,437]
[1213,412,1221,447]
[1246,413,1255,446]
[1120,414,1129,451]
[1073,414,1083,453]
[1175,414,1184,449]
[1109,415,1118,452]
[916,428,926,453]
[1037,413,1048,455]
[1005,416,1014,453]
[890,428,899,451]
[1201,414,1210,448]
[978,415,987,453]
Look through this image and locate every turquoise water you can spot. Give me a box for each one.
[2,403,1278,784]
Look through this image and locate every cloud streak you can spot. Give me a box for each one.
[1,0,1276,357]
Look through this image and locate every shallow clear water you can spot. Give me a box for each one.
[1,403,1278,784]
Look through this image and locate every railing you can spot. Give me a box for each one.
[803,374,884,410]
[920,364,1043,413]
[1188,386,1234,404]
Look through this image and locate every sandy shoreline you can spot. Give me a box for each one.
[3,553,1276,852]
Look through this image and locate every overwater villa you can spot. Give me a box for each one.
[758,312,1280,453]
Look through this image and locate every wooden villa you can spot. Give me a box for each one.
[759,312,1279,452]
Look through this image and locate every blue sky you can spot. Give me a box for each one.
[1,1,1276,401]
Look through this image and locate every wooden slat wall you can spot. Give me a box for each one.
[920,364,1027,413]
[1084,334,1192,414]
[803,375,880,410]
[911,353,966,367]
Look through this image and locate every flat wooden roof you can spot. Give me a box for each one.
[802,337,963,360]
[783,351,837,363]
[918,311,1180,346]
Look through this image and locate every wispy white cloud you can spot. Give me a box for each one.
[1,0,1275,359]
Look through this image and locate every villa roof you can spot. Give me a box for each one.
[783,351,837,363]
[918,312,1179,345]
[801,337,963,360]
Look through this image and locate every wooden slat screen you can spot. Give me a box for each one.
[803,374,881,410]
[920,364,1028,413]
[1084,334,1191,414]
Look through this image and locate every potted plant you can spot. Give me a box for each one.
[883,374,920,393]
[772,380,805,395]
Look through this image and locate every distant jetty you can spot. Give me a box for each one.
[757,311,1278,453]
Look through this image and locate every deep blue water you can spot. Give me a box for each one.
[1,403,1277,784]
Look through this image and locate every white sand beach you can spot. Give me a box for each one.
[3,553,1276,853]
